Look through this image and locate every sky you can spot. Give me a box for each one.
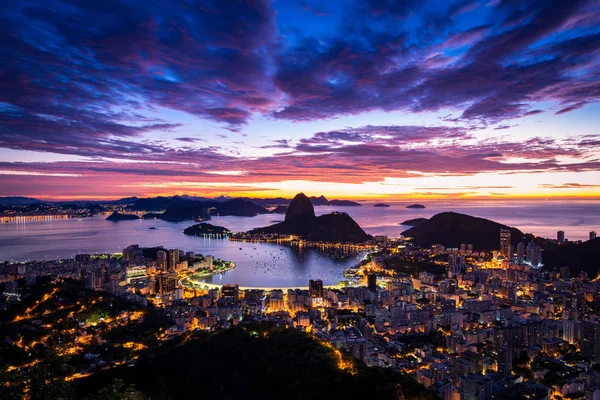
[0,0,599,200]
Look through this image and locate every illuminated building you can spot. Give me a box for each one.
[462,374,492,400]
[525,241,542,267]
[497,345,512,378]
[123,244,142,261]
[168,249,179,272]
[461,350,483,374]
[516,242,524,264]
[591,231,597,240]
[156,272,178,297]
[581,321,600,363]
[499,229,511,259]
[156,250,167,272]
[221,284,239,301]
[309,279,324,298]
[563,319,581,344]
[126,265,147,284]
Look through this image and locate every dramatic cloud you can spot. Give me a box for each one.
[538,183,600,189]
[0,0,599,198]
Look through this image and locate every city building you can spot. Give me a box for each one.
[221,284,240,302]
[500,229,511,259]
[462,374,492,400]
[156,250,168,272]
[497,345,513,378]
[168,249,179,272]
[309,279,324,298]
[516,242,525,264]
[368,274,377,292]
[557,230,565,243]
[581,321,600,363]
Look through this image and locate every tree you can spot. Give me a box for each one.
[29,366,75,400]
[85,379,138,400]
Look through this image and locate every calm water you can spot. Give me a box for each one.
[1,200,598,287]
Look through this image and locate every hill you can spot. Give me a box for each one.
[406,204,426,209]
[0,196,46,205]
[210,198,268,217]
[76,326,434,400]
[541,238,600,277]
[402,212,523,250]
[374,203,390,207]
[251,193,371,243]
[400,218,429,226]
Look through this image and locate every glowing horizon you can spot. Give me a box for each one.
[1,0,599,200]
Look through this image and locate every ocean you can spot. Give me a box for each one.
[1,200,598,287]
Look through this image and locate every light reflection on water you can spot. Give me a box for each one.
[1,201,598,287]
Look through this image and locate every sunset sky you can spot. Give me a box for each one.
[1,0,599,200]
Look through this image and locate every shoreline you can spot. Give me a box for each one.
[188,263,236,278]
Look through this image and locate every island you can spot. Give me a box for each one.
[184,223,231,237]
[406,204,426,209]
[105,211,140,221]
[400,217,429,226]
[373,203,390,207]
[248,193,371,243]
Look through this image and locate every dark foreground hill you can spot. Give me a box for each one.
[402,212,523,250]
[76,326,434,400]
[541,238,600,276]
[251,193,371,243]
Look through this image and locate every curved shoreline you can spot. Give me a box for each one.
[180,279,351,292]
[189,262,236,278]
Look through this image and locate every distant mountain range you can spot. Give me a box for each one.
[0,196,47,205]
[0,194,360,208]
[250,193,371,243]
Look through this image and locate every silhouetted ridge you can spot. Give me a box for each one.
[400,218,429,226]
[402,212,523,250]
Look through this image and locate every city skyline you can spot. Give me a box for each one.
[1,0,600,200]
